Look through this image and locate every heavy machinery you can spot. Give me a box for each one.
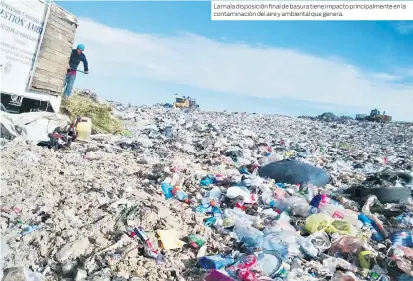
[356,109,392,123]
[173,96,199,110]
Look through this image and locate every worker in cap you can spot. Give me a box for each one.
[63,44,89,97]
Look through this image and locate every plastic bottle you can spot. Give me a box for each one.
[275,212,296,232]
[299,237,319,258]
[358,214,384,242]
[319,204,362,228]
[398,274,413,281]
[290,202,318,217]
[259,183,273,194]
[198,255,235,269]
[224,208,262,225]
[391,231,413,247]
[267,196,317,217]
[212,206,223,219]
[209,186,222,200]
[172,186,189,203]
[200,176,215,187]
[310,194,343,209]
[188,235,205,248]
[233,220,264,247]
[262,192,277,208]
[323,257,338,275]
[226,186,257,204]
[160,182,173,199]
[396,213,413,227]
[262,208,280,219]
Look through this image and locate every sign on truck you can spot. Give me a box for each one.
[0,0,78,113]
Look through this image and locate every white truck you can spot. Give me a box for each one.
[0,0,78,113]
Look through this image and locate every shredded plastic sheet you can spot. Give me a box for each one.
[0,111,70,141]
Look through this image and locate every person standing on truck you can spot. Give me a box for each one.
[64,44,89,97]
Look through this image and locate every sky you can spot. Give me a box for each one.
[58,1,413,121]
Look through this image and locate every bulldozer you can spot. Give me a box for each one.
[173,96,199,110]
[356,109,392,123]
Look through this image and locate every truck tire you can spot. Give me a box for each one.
[349,186,411,204]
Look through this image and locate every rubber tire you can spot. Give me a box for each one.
[350,186,411,204]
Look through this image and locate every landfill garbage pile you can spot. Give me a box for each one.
[299,112,354,123]
[1,93,413,281]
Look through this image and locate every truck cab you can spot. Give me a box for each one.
[370,109,380,117]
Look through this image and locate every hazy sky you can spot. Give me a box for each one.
[59,2,413,120]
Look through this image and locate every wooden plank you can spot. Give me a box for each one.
[32,68,66,81]
[44,20,76,41]
[43,31,73,48]
[32,72,65,88]
[47,18,76,35]
[49,14,77,31]
[44,21,75,44]
[37,49,70,66]
[28,3,78,95]
[31,79,61,95]
[43,32,72,46]
[41,45,72,58]
[47,17,76,35]
[51,4,78,25]
[35,56,67,74]
[41,37,72,55]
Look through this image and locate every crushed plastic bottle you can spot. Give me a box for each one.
[396,213,413,227]
[198,254,235,269]
[289,200,318,217]
[358,213,384,241]
[233,220,264,247]
[160,182,173,199]
[172,186,189,203]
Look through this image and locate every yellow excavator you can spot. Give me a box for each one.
[173,96,199,110]
[356,109,392,123]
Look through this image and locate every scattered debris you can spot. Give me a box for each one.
[1,91,412,280]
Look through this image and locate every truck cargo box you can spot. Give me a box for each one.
[28,3,78,95]
[0,0,78,113]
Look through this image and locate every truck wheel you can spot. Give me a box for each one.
[349,186,411,204]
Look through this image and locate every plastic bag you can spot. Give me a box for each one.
[305,213,333,234]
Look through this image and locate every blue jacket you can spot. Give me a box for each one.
[68,49,89,72]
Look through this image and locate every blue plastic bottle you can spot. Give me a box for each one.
[175,189,188,202]
[398,274,413,281]
[391,230,413,247]
[358,214,384,242]
[212,206,223,219]
[200,176,215,187]
[161,183,173,199]
[198,255,235,269]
